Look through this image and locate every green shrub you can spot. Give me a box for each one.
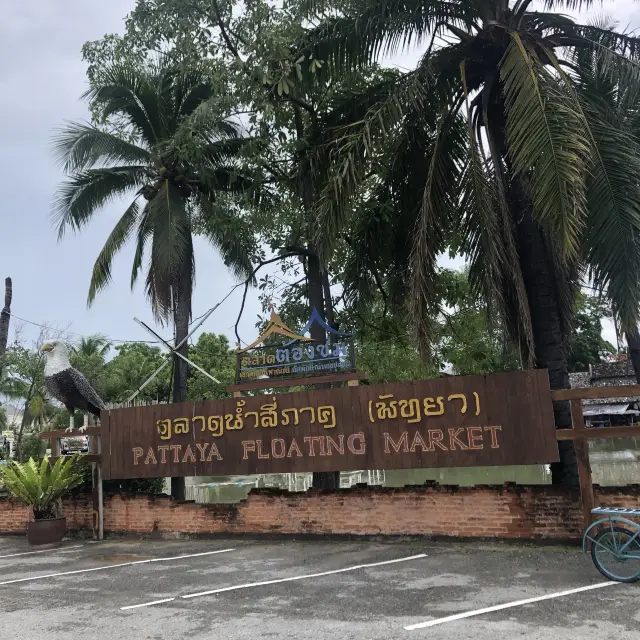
[0,456,84,519]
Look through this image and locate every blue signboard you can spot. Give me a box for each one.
[236,308,355,383]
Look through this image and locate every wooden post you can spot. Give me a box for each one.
[50,433,60,459]
[90,432,103,541]
[570,398,595,528]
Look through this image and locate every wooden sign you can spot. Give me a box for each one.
[100,369,559,480]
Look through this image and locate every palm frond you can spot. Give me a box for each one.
[540,0,596,9]
[84,64,163,146]
[459,62,502,309]
[299,0,470,73]
[131,203,152,289]
[53,166,147,238]
[312,67,432,259]
[544,43,640,332]
[177,77,215,119]
[88,199,141,305]
[410,110,467,358]
[169,100,243,170]
[196,195,256,281]
[199,138,254,166]
[145,181,192,321]
[52,122,151,173]
[582,115,640,333]
[500,33,589,259]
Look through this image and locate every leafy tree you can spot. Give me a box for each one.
[96,333,235,405]
[69,334,110,399]
[53,61,263,497]
[435,269,521,375]
[568,292,616,372]
[17,435,46,463]
[81,0,394,489]
[298,0,640,484]
[102,343,171,405]
[187,332,236,400]
[1,334,57,459]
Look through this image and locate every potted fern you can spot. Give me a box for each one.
[0,456,83,548]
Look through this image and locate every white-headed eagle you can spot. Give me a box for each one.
[41,340,105,433]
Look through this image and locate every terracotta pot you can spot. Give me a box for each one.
[25,517,67,549]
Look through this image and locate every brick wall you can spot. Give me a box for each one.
[2,484,640,541]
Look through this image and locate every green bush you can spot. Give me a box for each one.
[17,435,46,463]
[71,465,165,495]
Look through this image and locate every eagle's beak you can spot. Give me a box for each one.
[40,343,54,353]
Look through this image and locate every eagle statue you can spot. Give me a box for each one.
[41,340,106,433]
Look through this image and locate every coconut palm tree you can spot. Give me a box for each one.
[53,61,258,401]
[53,61,260,498]
[74,335,111,360]
[300,1,640,483]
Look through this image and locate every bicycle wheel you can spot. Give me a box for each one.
[590,526,640,583]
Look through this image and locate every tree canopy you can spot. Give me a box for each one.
[45,0,640,485]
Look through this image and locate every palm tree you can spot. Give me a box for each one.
[53,61,259,498]
[301,1,640,484]
[53,61,257,395]
[74,335,111,359]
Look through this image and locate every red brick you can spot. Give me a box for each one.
[1,485,639,541]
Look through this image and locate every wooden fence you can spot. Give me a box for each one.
[37,383,640,539]
[552,385,640,527]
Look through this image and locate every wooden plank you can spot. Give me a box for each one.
[551,385,640,401]
[101,411,111,482]
[535,369,558,460]
[570,399,595,528]
[556,425,640,440]
[226,371,368,392]
[40,427,101,439]
[101,370,558,479]
[50,455,101,464]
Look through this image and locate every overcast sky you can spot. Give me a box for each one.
[0,0,637,355]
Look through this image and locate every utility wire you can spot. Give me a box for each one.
[6,280,246,347]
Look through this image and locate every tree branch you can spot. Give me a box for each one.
[284,244,316,258]
[210,0,240,58]
[234,252,301,345]
[370,266,389,316]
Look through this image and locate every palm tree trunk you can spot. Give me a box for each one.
[625,327,640,383]
[513,182,578,487]
[0,277,12,380]
[170,271,191,501]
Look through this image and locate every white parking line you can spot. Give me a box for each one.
[0,548,235,586]
[123,597,177,610]
[403,581,618,630]
[0,545,84,559]
[121,553,428,610]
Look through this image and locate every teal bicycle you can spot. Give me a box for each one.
[583,507,640,583]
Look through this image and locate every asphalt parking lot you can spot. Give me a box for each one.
[0,536,638,639]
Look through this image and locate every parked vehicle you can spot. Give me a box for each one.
[60,436,88,456]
